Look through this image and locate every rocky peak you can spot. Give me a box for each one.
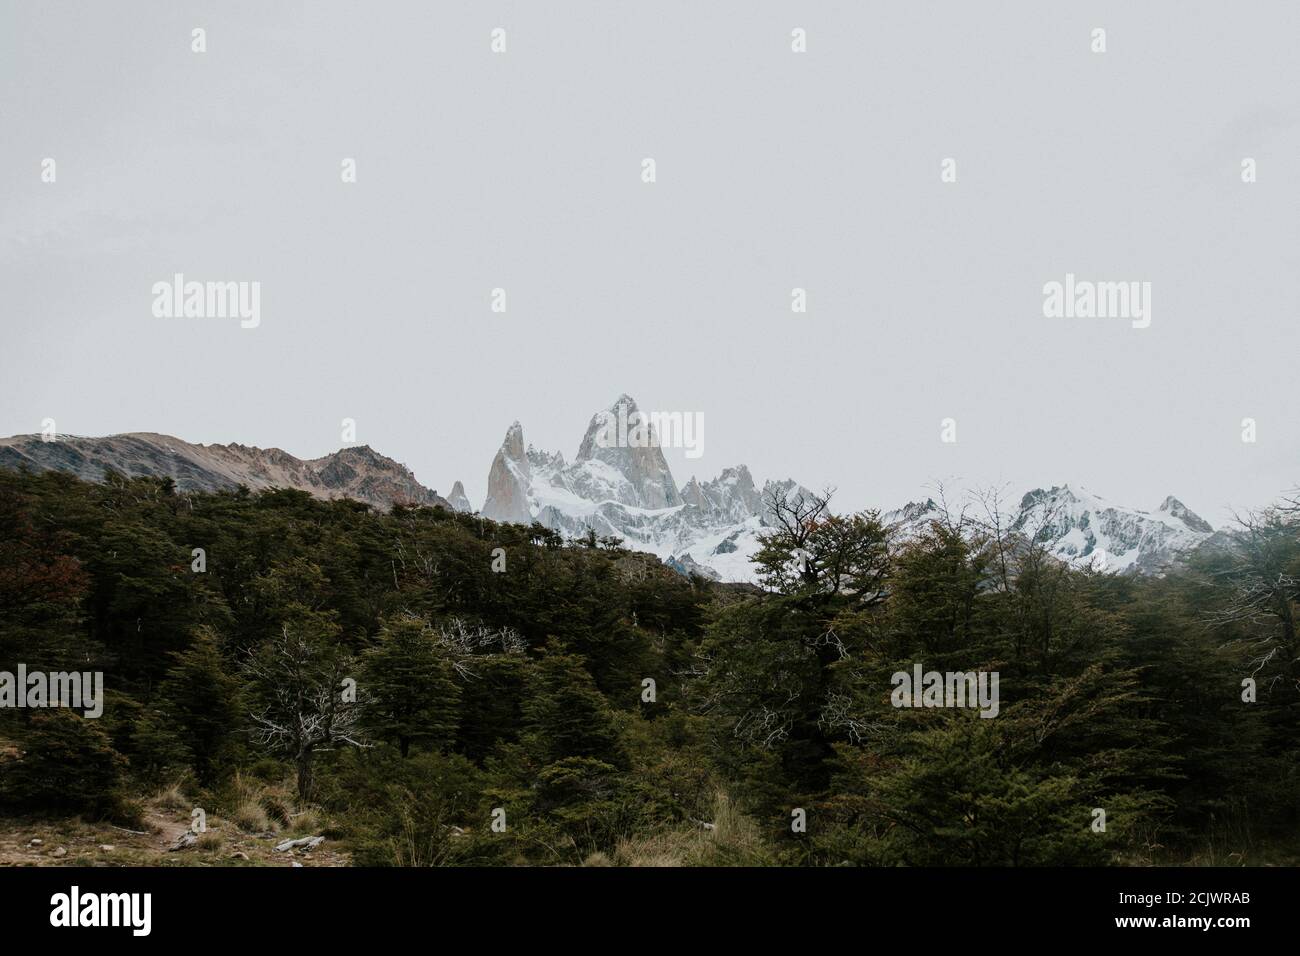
[680,476,707,509]
[1011,484,1214,573]
[481,422,533,524]
[501,422,526,465]
[446,480,472,513]
[883,498,942,540]
[574,395,681,510]
[1158,495,1213,533]
[527,445,566,473]
[681,464,763,523]
[0,432,449,510]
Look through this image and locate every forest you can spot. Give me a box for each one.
[1,467,1297,866]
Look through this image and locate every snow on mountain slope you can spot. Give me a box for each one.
[1010,485,1214,573]
[446,480,472,513]
[480,396,812,582]
[1,413,1215,580]
[480,398,1217,581]
[884,486,1215,575]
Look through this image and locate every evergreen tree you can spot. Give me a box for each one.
[0,710,130,819]
[154,625,241,785]
[522,645,626,769]
[360,616,461,757]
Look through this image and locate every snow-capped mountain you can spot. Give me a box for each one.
[480,398,1217,582]
[1009,485,1214,573]
[480,395,814,582]
[2,403,1218,583]
[884,485,1216,575]
[446,481,472,513]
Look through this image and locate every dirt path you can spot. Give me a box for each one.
[0,802,350,867]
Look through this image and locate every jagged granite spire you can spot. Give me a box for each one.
[575,395,682,509]
[1158,495,1213,534]
[446,480,471,513]
[471,398,809,581]
[481,422,532,523]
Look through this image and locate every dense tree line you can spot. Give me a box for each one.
[0,467,1296,865]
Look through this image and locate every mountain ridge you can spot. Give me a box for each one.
[0,431,455,512]
[0,405,1219,582]
[478,396,1218,582]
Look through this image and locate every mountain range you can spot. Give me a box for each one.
[0,432,454,512]
[480,395,817,582]
[0,396,1219,582]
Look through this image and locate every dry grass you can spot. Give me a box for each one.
[219,771,331,841]
[583,792,774,867]
[231,801,273,834]
[152,781,190,811]
[0,778,349,868]
[288,806,324,835]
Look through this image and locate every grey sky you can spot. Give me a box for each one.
[3,1,1298,525]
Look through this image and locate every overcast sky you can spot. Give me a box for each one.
[3,1,1298,525]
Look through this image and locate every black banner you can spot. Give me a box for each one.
[0,865,1279,941]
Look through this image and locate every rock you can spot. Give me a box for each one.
[479,395,812,582]
[291,862,303,868]
[665,553,721,581]
[446,481,472,513]
[0,433,451,511]
[51,847,67,857]
[1008,485,1216,574]
[574,396,683,510]
[168,831,199,851]
[482,423,533,523]
[274,835,325,853]
[681,465,762,523]
[1159,495,1214,534]
[28,838,42,847]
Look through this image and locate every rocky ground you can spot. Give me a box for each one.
[0,802,350,868]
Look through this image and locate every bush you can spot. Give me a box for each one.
[0,711,131,819]
[320,748,485,866]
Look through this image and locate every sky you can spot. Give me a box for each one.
[3,1,1299,526]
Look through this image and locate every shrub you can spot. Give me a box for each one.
[0,711,129,819]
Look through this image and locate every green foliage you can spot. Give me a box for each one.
[320,749,485,866]
[153,626,241,785]
[360,616,460,757]
[2,468,1298,866]
[0,710,132,821]
[522,646,627,768]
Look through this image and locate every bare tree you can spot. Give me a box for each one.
[431,616,527,679]
[972,484,1074,663]
[756,486,833,592]
[1202,507,1300,689]
[246,623,365,800]
[755,486,889,607]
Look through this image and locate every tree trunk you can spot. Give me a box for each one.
[296,748,315,802]
[1277,591,1298,678]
